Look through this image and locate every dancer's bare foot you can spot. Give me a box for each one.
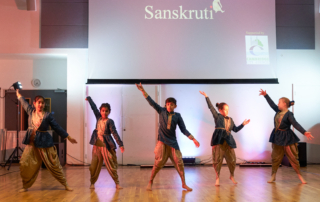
[230,176,237,184]
[146,181,153,191]
[215,178,220,186]
[90,184,95,189]
[116,184,123,189]
[182,184,193,191]
[298,174,307,184]
[65,185,73,191]
[268,173,276,183]
[19,188,28,193]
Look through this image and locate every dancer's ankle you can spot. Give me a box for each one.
[182,184,193,191]
[298,174,307,184]
[19,188,28,193]
[267,173,276,183]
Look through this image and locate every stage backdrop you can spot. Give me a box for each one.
[89,0,277,79]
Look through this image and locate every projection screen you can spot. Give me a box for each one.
[89,0,277,79]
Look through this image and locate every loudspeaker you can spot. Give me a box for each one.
[41,142,66,168]
[27,0,36,11]
[281,142,307,167]
[298,142,307,167]
[182,157,196,165]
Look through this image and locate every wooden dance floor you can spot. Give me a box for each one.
[1,164,320,202]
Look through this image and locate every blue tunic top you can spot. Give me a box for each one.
[264,94,306,146]
[146,96,192,150]
[87,96,124,150]
[205,97,244,148]
[19,97,69,148]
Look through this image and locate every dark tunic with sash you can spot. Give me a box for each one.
[87,96,123,150]
[264,94,306,146]
[19,97,69,148]
[205,97,244,148]
[145,96,193,150]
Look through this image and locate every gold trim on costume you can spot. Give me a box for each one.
[167,113,174,129]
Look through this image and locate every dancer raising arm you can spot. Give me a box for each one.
[86,96,124,189]
[16,90,77,192]
[200,91,250,186]
[136,83,200,191]
[259,89,314,184]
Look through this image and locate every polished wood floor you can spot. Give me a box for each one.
[0,164,320,202]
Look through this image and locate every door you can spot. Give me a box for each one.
[122,85,158,165]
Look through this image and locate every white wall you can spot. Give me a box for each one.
[0,56,67,89]
[0,0,88,164]
[0,0,319,164]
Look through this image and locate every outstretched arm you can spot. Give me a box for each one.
[232,119,244,133]
[232,124,244,133]
[288,113,314,140]
[232,119,250,133]
[259,89,279,112]
[199,91,219,120]
[86,96,101,119]
[16,90,33,115]
[136,82,162,113]
[177,115,200,148]
[48,113,77,144]
[109,120,124,153]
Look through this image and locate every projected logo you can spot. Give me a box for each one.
[245,36,270,65]
[145,0,225,19]
[211,0,225,13]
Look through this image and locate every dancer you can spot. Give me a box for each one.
[199,91,250,186]
[16,90,77,192]
[259,89,314,184]
[136,83,200,191]
[86,96,124,189]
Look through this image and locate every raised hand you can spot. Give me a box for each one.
[199,91,208,97]
[193,139,200,148]
[135,82,145,92]
[120,147,125,153]
[259,89,267,96]
[16,89,22,98]
[136,82,148,98]
[304,132,314,140]
[242,119,250,125]
[67,136,78,144]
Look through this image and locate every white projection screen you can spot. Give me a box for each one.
[89,0,276,79]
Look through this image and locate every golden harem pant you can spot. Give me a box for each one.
[212,141,236,177]
[89,139,119,185]
[271,143,300,175]
[149,141,186,184]
[20,139,67,189]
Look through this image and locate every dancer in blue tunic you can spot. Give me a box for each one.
[200,91,250,186]
[86,96,124,189]
[16,90,77,192]
[136,83,200,191]
[259,89,314,184]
